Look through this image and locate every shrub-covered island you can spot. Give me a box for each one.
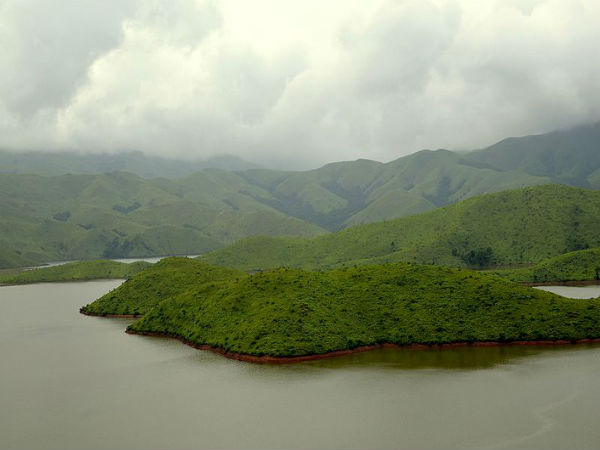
[120,263,600,361]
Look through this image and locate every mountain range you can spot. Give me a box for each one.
[1,122,598,268]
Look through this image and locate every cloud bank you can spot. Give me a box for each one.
[1,0,599,168]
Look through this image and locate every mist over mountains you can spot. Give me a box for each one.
[0,152,261,178]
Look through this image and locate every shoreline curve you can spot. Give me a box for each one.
[122,328,600,364]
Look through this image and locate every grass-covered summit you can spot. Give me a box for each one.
[80,257,245,316]
[0,260,151,285]
[200,184,600,271]
[127,263,600,358]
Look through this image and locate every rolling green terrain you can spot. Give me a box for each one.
[0,260,152,285]
[2,123,599,268]
[0,171,326,268]
[490,248,600,283]
[237,151,549,230]
[127,263,600,358]
[200,184,600,270]
[81,257,245,316]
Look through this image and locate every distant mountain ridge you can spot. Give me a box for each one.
[0,151,261,177]
[464,122,600,187]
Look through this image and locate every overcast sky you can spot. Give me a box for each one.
[1,0,599,168]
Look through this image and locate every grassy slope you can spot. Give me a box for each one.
[80,257,246,316]
[128,263,600,357]
[489,248,600,283]
[0,260,152,285]
[465,122,600,187]
[201,185,600,270]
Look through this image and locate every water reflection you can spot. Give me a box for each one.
[300,343,600,370]
[221,343,600,379]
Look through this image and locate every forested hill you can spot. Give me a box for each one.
[200,184,600,271]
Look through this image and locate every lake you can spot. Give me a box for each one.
[1,282,600,450]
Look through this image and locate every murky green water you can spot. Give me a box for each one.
[1,281,600,450]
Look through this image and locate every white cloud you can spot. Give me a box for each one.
[1,0,599,168]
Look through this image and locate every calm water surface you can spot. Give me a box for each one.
[1,281,600,450]
[535,284,600,299]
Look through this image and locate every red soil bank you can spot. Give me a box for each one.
[124,329,600,364]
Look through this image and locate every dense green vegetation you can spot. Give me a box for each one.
[201,185,600,270]
[81,257,245,316]
[0,260,152,285]
[127,263,600,357]
[489,248,600,283]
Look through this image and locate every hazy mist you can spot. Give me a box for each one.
[1,0,599,169]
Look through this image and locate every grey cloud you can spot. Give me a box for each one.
[0,0,134,117]
[342,1,461,98]
[0,0,599,169]
[130,0,222,46]
[212,45,307,125]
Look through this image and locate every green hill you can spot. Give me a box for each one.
[489,248,600,283]
[127,263,600,358]
[200,185,600,270]
[0,260,152,285]
[80,257,245,316]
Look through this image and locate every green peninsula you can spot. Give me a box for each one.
[124,263,600,359]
